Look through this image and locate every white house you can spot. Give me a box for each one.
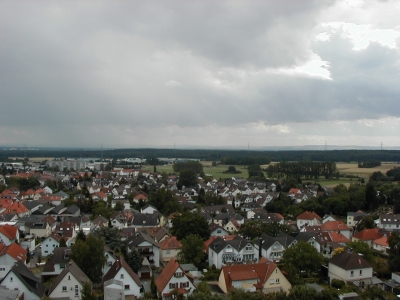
[126,232,160,267]
[0,243,27,279]
[328,251,375,287]
[41,234,64,257]
[155,257,196,299]
[103,256,143,298]
[0,260,46,300]
[48,260,92,300]
[208,236,258,269]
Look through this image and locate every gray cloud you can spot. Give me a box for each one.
[0,0,399,148]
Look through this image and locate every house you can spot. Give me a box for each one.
[218,258,292,294]
[257,232,296,262]
[25,221,52,238]
[155,257,196,299]
[352,228,384,248]
[0,224,19,245]
[347,211,366,228]
[209,223,229,237]
[126,232,160,267]
[159,236,182,263]
[208,235,258,269]
[223,218,240,234]
[41,234,64,257]
[377,214,400,231]
[296,211,322,230]
[321,220,351,239]
[104,279,125,300]
[42,247,71,281]
[141,204,158,214]
[110,211,128,229]
[0,260,46,300]
[103,256,143,298]
[104,245,118,276]
[48,260,92,300]
[328,251,377,287]
[372,236,390,254]
[131,213,160,229]
[0,243,27,279]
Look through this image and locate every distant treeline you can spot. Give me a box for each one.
[1,149,399,163]
[265,161,337,179]
[358,161,381,168]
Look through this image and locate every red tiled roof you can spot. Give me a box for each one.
[321,220,350,231]
[352,228,382,241]
[329,232,350,243]
[159,236,182,250]
[155,257,180,293]
[5,201,29,214]
[373,236,388,247]
[0,224,18,239]
[297,211,322,221]
[221,259,278,291]
[0,242,27,261]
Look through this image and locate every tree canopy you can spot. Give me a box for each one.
[70,234,106,283]
[238,220,293,240]
[177,234,207,269]
[171,211,210,241]
[281,241,324,278]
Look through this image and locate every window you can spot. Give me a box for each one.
[10,277,13,282]
[124,285,130,290]
[62,286,67,292]
[359,270,362,276]
[270,279,275,285]
[175,272,183,277]
[276,278,280,284]
[120,274,124,279]
[68,275,71,280]
[166,250,170,254]
[0,267,5,271]
[75,285,79,297]
[169,283,178,288]
[108,261,112,266]
[351,271,354,277]
[245,245,252,251]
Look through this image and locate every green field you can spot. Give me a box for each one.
[143,163,249,179]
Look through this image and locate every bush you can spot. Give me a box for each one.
[331,279,345,289]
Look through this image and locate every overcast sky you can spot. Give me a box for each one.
[1,0,399,149]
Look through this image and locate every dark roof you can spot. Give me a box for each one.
[33,203,53,215]
[65,204,80,214]
[51,204,66,214]
[329,251,372,270]
[22,201,42,210]
[209,235,251,254]
[103,256,142,287]
[49,260,91,295]
[126,232,159,249]
[3,260,46,297]
[130,213,159,227]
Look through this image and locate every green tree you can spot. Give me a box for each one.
[114,201,124,212]
[178,169,197,188]
[288,285,317,300]
[173,161,203,174]
[228,289,265,300]
[360,284,385,300]
[355,216,376,232]
[150,274,157,298]
[388,230,400,272]
[171,212,210,241]
[59,237,67,247]
[126,248,142,273]
[76,229,86,242]
[197,188,205,204]
[281,241,324,278]
[365,183,379,211]
[80,282,96,300]
[238,220,293,240]
[149,188,180,215]
[92,227,125,251]
[70,234,106,283]
[26,247,31,264]
[177,234,207,269]
[345,240,374,262]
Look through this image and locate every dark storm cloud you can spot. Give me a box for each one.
[0,0,398,147]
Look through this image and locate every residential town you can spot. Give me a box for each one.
[0,158,399,300]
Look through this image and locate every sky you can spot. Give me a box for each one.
[1,0,399,150]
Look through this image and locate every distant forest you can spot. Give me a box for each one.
[1,148,399,163]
